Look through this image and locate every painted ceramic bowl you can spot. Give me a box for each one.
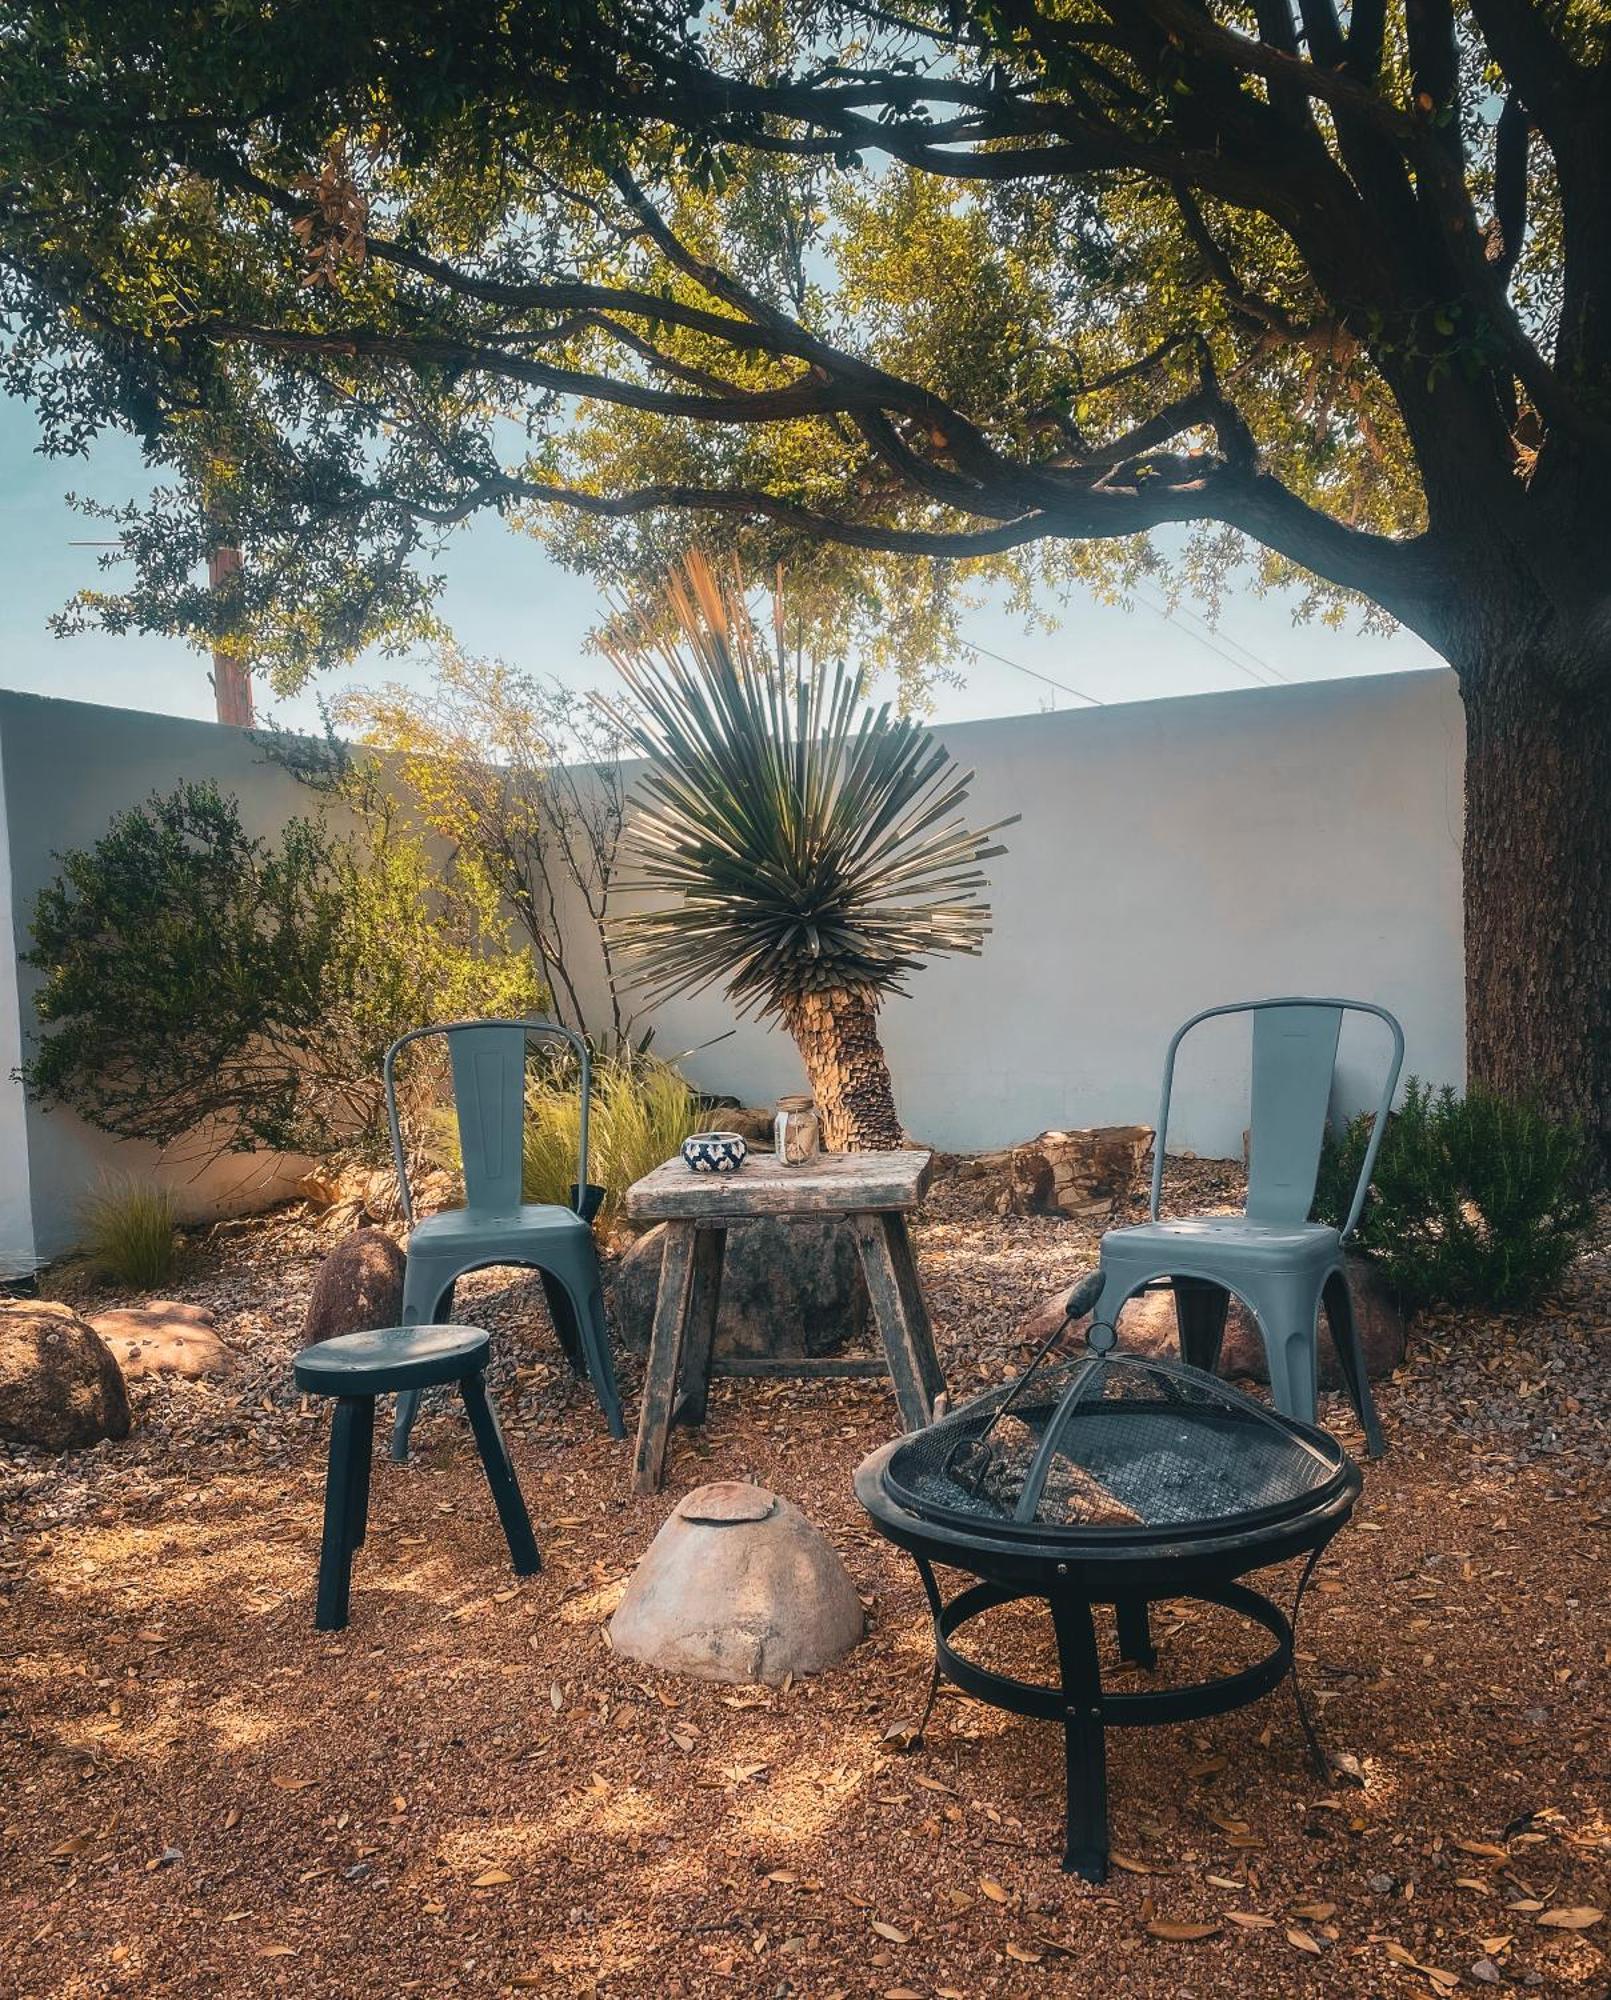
[681,1131,749,1174]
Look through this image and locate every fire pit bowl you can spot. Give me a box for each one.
[854,1290,1361,1881]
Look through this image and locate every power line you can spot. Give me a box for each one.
[961,637,1104,707]
[1131,584,1290,686]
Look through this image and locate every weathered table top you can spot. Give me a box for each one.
[625,1148,933,1222]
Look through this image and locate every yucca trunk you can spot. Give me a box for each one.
[782,989,903,1151]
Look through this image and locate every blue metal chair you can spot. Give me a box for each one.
[1089,998,1404,1457]
[385,1019,626,1461]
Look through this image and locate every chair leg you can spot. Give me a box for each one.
[539,1270,585,1373]
[1250,1301,1321,1425]
[317,1398,366,1631]
[577,1282,625,1440]
[1172,1276,1231,1375]
[459,1370,541,1575]
[1322,1271,1385,1459]
[391,1276,457,1462]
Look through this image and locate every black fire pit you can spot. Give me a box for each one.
[854,1283,1361,1881]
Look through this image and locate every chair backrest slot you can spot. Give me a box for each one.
[449,1026,529,1217]
[1246,1004,1343,1223]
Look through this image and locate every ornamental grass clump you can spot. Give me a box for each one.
[601,554,1016,1151]
[80,1174,180,1289]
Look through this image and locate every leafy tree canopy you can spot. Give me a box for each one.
[5,0,1605,702]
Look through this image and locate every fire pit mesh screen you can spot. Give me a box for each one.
[886,1348,1343,1540]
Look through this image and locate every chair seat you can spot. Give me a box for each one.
[406,1202,594,1257]
[294,1323,491,1396]
[1101,1215,1343,1270]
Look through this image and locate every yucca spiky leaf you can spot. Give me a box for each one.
[600,554,1018,1022]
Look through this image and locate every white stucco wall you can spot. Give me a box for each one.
[0,668,1466,1262]
[580,667,1468,1155]
[0,692,317,1262]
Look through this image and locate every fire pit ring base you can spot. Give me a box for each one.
[907,1555,1328,1884]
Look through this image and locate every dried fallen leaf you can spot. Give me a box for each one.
[1286,1927,1323,1954]
[255,1946,298,1959]
[1225,1912,1278,1929]
[1005,1941,1043,1963]
[1290,1901,1337,1920]
[471,1868,512,1888]
[1146,1920,1221,1942]
[1452,1837,1509,1859]
[870,1921,909,1945]
[1111,1853,1155,1875]
[980,1876,1011,1904]
[1537,1907,1603,1930]
[270,1775,317,1792]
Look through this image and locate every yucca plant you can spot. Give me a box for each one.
[601,554,1016,1150]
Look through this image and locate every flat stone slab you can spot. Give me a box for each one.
[88,1303,236,1381]
[611,1480,863,1685]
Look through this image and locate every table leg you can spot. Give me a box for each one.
[674,1225,726,1428]
[849,1211,936,1432]
[882,1211,947,1405]
[632,1220,698,1494]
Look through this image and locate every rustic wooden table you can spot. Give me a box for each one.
[625,1149,946,1493]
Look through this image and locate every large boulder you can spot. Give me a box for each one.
[611,1217,868,1359]
[610,1481,863,1684]
[89,1301,236,1381]
[999,1127,1154,1220]
[301,1228,407,1346]
[1014,1255,1406,1387]
[0,1300,131,1450]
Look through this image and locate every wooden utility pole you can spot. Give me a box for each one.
[207,545,254,726]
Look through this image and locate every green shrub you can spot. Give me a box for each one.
[23,779,541,1160]
[430,1052,701,1233]
[1314,1078,1595,1311]
[80,1174,179,1288]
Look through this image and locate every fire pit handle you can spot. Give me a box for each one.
[1060,1270,1105,1326]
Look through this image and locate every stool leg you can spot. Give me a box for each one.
[459,1371,541,1576]
[316,1398,364,1631]
[345,1397,375,1552]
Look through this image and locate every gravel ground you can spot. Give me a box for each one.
[1,1161,1605,1999]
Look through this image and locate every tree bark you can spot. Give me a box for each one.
[1458,641,1610,1162]
[781,989,904,1151]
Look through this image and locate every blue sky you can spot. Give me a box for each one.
[0,393,1442,732]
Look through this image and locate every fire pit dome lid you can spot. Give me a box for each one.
[883,1332,1352,1546]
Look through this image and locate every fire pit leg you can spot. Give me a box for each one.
[1049,1592,1109,1883]
[1115,1598,1156,1669]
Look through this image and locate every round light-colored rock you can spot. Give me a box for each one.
[0,1299,131,1451]
[88,1302,236,1381]
[611,1217,868,1361]
[1014,1254,1405,1387]
[301,1228,406,1346]
[610,1480,863,1685]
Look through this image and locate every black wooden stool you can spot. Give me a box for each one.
[292,1324,540,1630]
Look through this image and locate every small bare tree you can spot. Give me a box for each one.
[333,648,638,1047]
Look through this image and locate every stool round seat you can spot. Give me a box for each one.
[294,1324,491,1397]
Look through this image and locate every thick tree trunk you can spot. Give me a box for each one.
[1459,643,1610,1161]
[781,988,903,1151]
